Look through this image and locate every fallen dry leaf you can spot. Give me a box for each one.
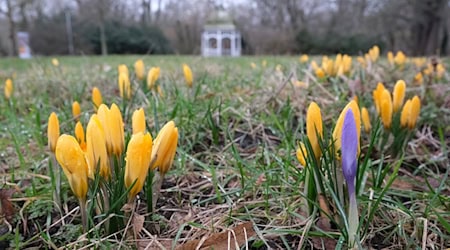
[0,189,16,221]
[133,214,145,236]
[176,221,256,250]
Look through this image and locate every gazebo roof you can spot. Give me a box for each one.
[204,8,236,30]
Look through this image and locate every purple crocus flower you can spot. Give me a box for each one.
[341,109,358,194]
[341,108,359,246]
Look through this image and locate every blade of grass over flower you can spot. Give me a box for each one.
[363,159,401,236]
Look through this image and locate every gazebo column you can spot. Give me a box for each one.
[217,32,222,56]
[230,33,235,56]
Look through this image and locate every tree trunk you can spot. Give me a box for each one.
[6,0,18,56]
[100,23,107,56]
[98,3,108,55]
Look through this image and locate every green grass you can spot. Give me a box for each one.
[0,55,449,249]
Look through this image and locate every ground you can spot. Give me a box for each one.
[0,55,449,249]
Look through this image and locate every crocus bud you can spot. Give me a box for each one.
[55,134,88,201]
[380,89,393,129]
[118,64,129,76]
[341,109,359,246]
[4,78,13,100]
[86,114,110,179]
[296,142,307,166]
[400,100,412,128]
[387,51,394,66]
[72,101,81,120]
[182,64,193,88]
[392,80,406,113]
[132,108,146,134]
[118,72,131,99]
[147,67,161,89]
[306,102,323,159]
[134,59,145,80]
[151,121,179,175]
[75,121,86,151]
[413,72,423,85]
[47,112,60,153]
[300,55,309,63]
[408,96,421,129]
[315,68,325,79]
[372,82,386,115]
[124,132,153,199]
[108,104,125,156]
[341,109,358,187]
[52,58,59,67]
[92,87,103,110]
[361,107,371,133]
[394,51,406,66]
[333,100,361,156]
[96,104,112,152]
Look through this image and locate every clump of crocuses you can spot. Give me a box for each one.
[49,98,179,235]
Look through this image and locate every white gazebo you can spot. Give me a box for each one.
[201,10,241,57]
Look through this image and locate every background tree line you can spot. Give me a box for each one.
[0,0,449,56]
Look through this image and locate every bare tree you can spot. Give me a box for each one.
[0,0,18,56]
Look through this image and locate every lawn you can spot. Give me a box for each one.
[0,53,449,249]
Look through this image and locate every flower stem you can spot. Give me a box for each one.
[52,155,61,209]
[100,183,110,232]
[347,179,359,247]
[151,172,164,214]
[79,198,88,233]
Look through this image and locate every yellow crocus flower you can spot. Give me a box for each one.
[75,121,86,151]
[92,87,103,110]
[182,64,193,88]
[47,112,60,153]
[315,68,325,79]
[369,45,380,62]
[132,108,146,134]
[414,72,423,85]
[372,82,386,114]
[134,59,145,80]
[108,104,125,156]
[151,121,179,175]
[409,96,421,129]
[400,100,412,128]
[118,64,129,76]
[436,63,445,79]
[72,101,81,121]
[250,62,257,69]
[262,60,267,67]
[296,142,307,166]
[124,132,153,200]
[387,51,394,66]
[55,134,88,201]
[147,67,160,89]
[96,104,112,153]
[306,102,323,159]
[342,55,352,73]
[52,58,59,67]
[380,89,393,129]
[361,107,371,133]
[86,114,110,179]
[118,72,131,99]
[332,100,361,155]
[413,58,426,68]
[4,78,13,100]
[300,54,309,63]
[311,60,319,70]
[392,80,406,113]
[394,51,406,66]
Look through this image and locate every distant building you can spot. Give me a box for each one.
[201,9,241,57]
